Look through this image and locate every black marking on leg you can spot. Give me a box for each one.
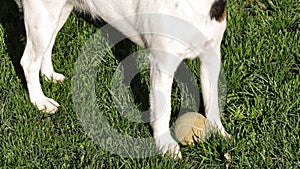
[210,0,227,22]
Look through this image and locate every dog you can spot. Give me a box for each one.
[15,0,229,158]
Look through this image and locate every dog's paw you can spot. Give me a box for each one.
[154,132,182,159]
[209,124,232,139]
[42,72,66,83]
[32,96,60,114]
[206,119,231,139]
[221,130,232,139]
[51,72,66,82]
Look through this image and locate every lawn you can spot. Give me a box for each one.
[0,0,299,168]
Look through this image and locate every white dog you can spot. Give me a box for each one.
[15,0,229,158]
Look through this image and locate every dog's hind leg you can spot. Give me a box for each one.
[20,0,72,113]
[40,2,73,82]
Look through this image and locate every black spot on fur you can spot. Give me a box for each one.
[210,0,226,22]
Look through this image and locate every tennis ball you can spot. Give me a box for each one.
[174,112,209,145]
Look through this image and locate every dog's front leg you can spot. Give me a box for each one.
[200,44,230,137]
[149,52,182,159]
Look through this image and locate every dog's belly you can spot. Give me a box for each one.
[70,0,222,56]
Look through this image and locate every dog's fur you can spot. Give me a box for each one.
[15,0,229,158]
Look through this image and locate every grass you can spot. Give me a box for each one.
[0,0,299,168]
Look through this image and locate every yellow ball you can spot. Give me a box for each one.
[174,112,209,145]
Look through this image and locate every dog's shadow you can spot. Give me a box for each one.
[0,0,26,86]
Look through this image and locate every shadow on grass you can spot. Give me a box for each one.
[0,0,26,87]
